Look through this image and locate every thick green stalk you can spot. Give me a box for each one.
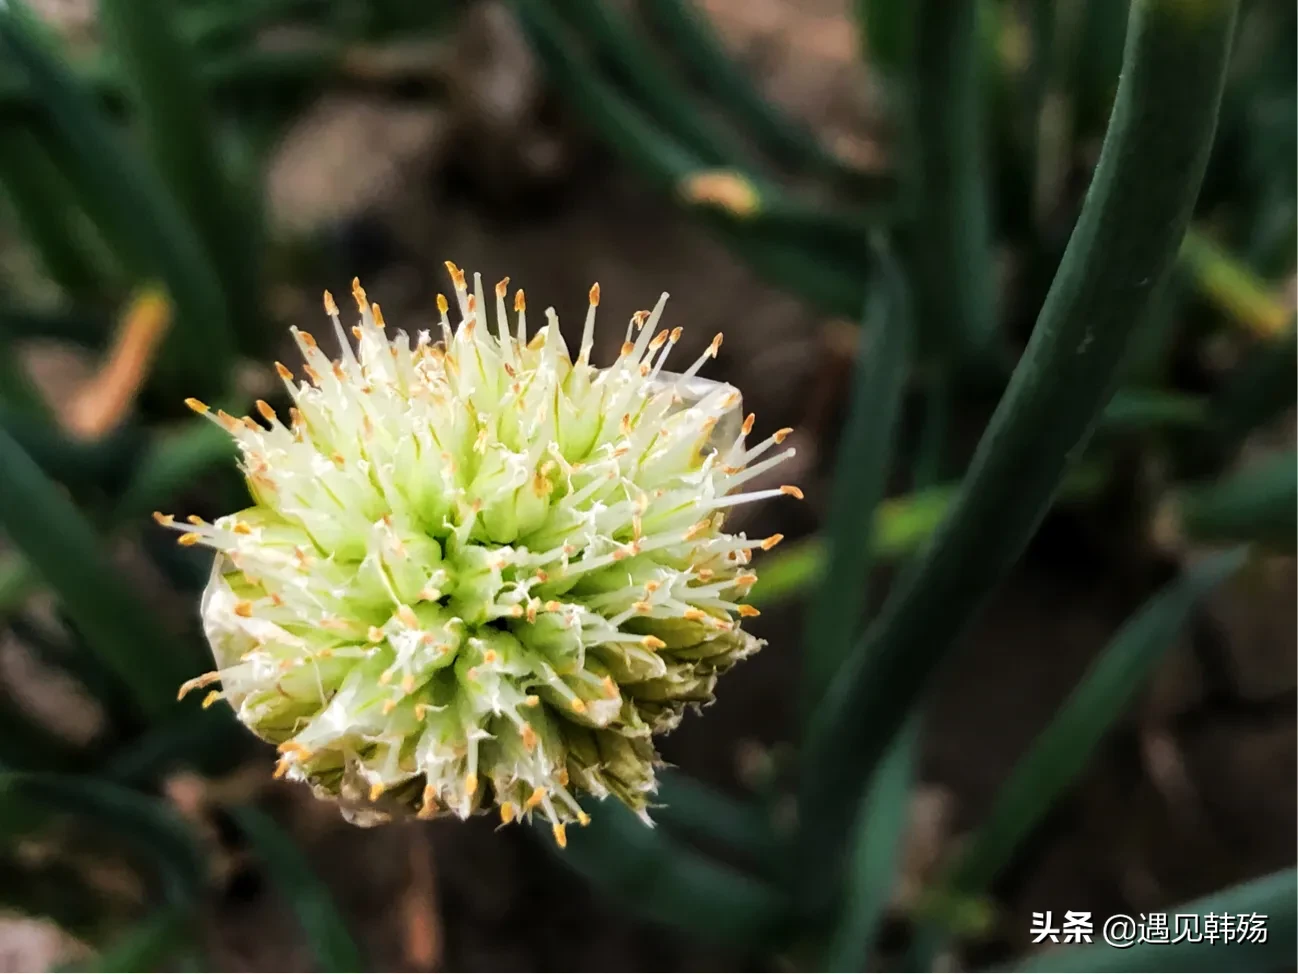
[799,0,1239,898]
[909,0,997,365]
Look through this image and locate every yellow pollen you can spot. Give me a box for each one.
[496,277,510,298]
[602,676,618,699]
[274,362,294,381]
[183,397,209,414]
[742,413,755,435]
[761,534,785,550]
[464,773,479,795]
[500,802,516,824]
[515,289,526,312]
[524,694,541,706]
[642,636,666,650]
[323,290,338,315]
[414,704,429,720]
[683,608,707,622]
[589,282,600,306]
[525,786,546,809]
[444,261,466,289]
[200,690,221,709]
[570,698,587,714]
[398,605,420,628]
[781,485,804,499]
[152,511,174,526]
[521,723,537,751]
[552,823,568,848]
[177,532,200,546]
[382,699,397,715]
[371,303,385,327]
[369,782,385,802]
[401,673,416,694]
[773,427,793,443]
[436,293,449,315]
[233,601,253,618]
[738,605,761,617]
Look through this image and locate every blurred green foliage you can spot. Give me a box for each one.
[0,0,1293,970]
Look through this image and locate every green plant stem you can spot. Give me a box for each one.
[0,6,234,399]
[799,0,1239,901]
[652,770,780,864]
[99,0,265,354]
[512,0,870,318]
[0,124,113,300]
[824,719,918,971]
[230,806,363,972]
[1173,450,1297,548]
[546,800,789,949]
[0,423,194,716]
[801,240,911,714]
[1180,228,1293,338]
[908,0,997,366]
[644,0,858,180]
[753,464,1108,608]
[942,550,1246,904]
[554,0,747,167]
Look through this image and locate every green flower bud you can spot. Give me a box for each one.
[167,267,798,844]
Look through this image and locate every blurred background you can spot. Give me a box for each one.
[0,0,1293,970]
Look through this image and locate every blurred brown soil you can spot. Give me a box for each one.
[6,1,1294,971]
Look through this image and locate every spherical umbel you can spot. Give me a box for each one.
[164,264,798,844]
